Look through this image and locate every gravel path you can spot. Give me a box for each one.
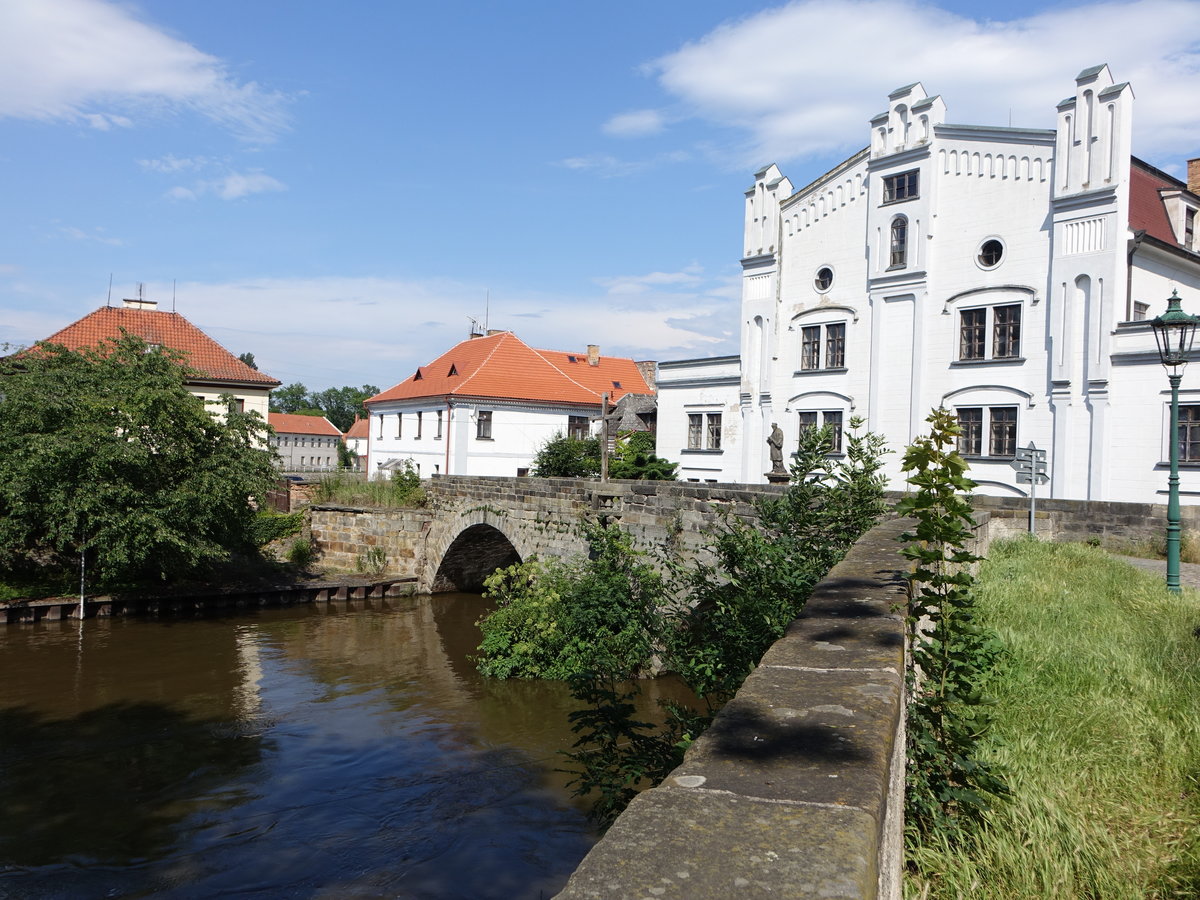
[1108,553,1200,590]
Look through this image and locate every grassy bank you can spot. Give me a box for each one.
[908,539,1200,899]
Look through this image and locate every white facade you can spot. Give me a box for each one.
[658,65,1200,503]
[656,356,742,482]
[366,400,599,478]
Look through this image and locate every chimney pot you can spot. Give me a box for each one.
[587,344,600,366]
[1188,158,1200,195]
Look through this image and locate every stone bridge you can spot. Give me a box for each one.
[310,476,786,593]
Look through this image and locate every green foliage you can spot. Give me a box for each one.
[663,418,889,704]
[355,547,388,577]
[908,539,1200,899]
[337,440,357,469]
[475,522,664,681]
[270,383,380,432]
[531,432,601,478]
[897,407,1008,844]
[249,511,305,547]
[237,351,257,370]
[285,536,315,568]
[559,673,690,829]
[312,462,425,509]
[608,431,678,481]
[0,334,279,590]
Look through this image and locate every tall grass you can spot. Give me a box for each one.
[908,538,1200,899]
[311,470,425,509]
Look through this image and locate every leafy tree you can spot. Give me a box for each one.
[269,383,379,432]
[608,431,677,481]
[0,334,279,590]
[237,351,257,370]
[271,382,310,414]
[531,432,601,478]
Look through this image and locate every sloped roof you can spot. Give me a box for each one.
[42,305,280,387]
[344,417,370,439]
[269,413,342,436]
[368,331,652,406]
[1129,158,1195,250]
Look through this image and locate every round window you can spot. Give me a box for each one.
[977,239,1004,269]
[814,266,834,292]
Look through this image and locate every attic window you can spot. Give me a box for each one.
[612,381,622,389]
[567,355,578,363]
[413,369,423,381]
[448,364,459,376]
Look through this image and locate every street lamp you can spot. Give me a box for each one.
[1150,289,1199,593]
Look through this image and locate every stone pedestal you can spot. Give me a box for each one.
[765,471,790,485]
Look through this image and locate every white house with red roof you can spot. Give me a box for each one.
[269,413,343,472]
[343,417,370,469]
[365,331,653,477]
[40,296,280,420]
[659,65,1200,503]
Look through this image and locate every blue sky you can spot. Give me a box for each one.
[2,0,1199,392]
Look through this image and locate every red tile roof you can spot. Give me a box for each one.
[368,331,652,407]
[269,413,342,436]
[344,417,370,439]
[42,305,280,387]
[1130,159,1187,248]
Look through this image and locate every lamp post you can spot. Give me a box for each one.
[1150,290,1199,593]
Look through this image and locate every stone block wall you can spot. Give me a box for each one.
[310,506,433,576]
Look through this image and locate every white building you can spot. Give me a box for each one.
[659,65,1200,503]
[269,413,343,472]
[365,331,653,478]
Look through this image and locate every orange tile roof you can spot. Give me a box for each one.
[42,305,280,387]
[368,331,652,407]
[269,413,342,436]
[344,417,371,439]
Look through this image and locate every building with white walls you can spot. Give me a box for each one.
[365,331,653,478]
[659,65,1200,503]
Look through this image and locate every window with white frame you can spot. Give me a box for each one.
[378,415,384,439]
[687,413,722,450]
[798,410,844,453]
[567,415,589,440]
[799,322,847,370]
[956,406,1017,457]
[435,409,443,439]
[889,217,908,268]
[1185,208,1196,250]
[416,411,423,439]
[476,410,492,440]
[959,304,1021,360]
[883,170,919,203]
[1179,405,1200,462]
[396,413,402,438]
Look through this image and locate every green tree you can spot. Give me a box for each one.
[0,334,280,590]
[309,385,379,432]
[271,382,309,414]
[608,431,678,481]
[531,432,601,477]
[237,351,257,370]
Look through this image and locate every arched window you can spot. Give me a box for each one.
[889,217,908,268]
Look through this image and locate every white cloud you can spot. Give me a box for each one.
[603,109,666,137]
[138,154,211,174]
[596,266,706,295]
[0,0,290,142]
[59,225,123,246]
[162,170,286,201]
[651,0,1200,166]
[558,149,693,178]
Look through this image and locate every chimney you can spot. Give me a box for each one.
[1189,158,1200,195]
[587,344,600,366]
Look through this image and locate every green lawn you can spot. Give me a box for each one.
[908,538,1200,899]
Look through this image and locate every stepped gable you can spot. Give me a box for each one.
[269,413,342,436]
[369,331,652,406]
[42,305,279,387]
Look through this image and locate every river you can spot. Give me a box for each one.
[0,595,681,899]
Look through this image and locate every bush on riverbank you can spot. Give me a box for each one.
[907,538,1200,899]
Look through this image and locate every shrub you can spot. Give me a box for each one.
[531,432,601,478]
[285,537,315,569]
[249,511,305,547]
[608,431,677,481]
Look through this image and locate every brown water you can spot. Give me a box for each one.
[0,595,680,899]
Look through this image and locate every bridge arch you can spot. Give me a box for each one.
[430,523,522,593]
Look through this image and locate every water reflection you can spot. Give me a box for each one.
[0,596,617,899]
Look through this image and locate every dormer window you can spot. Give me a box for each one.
[1186,208,1196,250]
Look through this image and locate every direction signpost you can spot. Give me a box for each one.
[1010,442,1049,534]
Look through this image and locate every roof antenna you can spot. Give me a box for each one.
[485,288,490,332]
[172,279,177,313]
[468,316,483,337]
[106,273,112,307]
